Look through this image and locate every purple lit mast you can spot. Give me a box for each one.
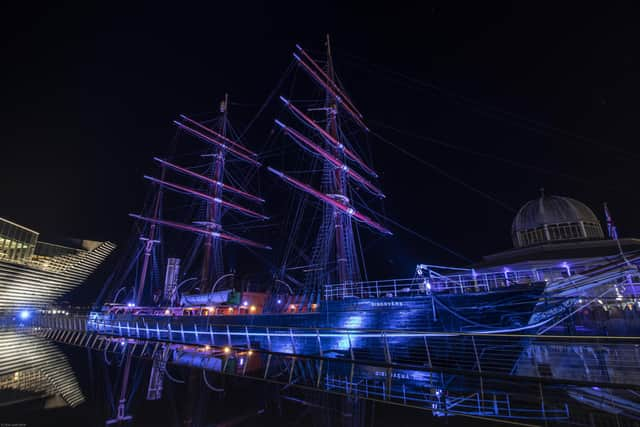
[271,36,391,288]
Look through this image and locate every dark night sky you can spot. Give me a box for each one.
[3,2,640,274]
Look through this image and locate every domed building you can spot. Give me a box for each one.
[511,194,604,248]
[477,193,640,273]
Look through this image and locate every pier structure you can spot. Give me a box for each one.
[19,313,640,424]
[30,313,640,390]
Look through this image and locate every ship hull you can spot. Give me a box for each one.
[97,284,544,373]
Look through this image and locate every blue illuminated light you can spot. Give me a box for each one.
[277,299,282,304]
[19,310,30,320]
[242,301,248,306]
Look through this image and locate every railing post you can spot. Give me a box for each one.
[471,335,482,373]
[288,358,296,384]
[289,328,297,353]
[423,335,432,368]
[264,354,272,379]
[316,328,323,357]
[382,332,391,364]
[376,281,380,298]
[245,326,251,350]
[266,327,272,351]
[349,362,355,395]
[539,382,546,420]
[316,359,323,388]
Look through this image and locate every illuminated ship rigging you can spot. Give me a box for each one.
[101,38,547,337]
[87,39,552,424]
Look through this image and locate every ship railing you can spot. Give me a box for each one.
[419,264,571,291]
[322,277,488,300]
[421,264,582,295]
[323,267,561,300]
[31,313,640,391]
[26,313,577,422]
[324,277,423,300]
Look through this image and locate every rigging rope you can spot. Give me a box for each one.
[354,196,472,263]
[370,120,618,191]
[239,61,296,140]
[369,129,515,213]
[336,47,640,162]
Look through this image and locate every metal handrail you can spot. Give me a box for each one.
[30,313,640,391]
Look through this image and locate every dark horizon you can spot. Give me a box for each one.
[3,2,640,273]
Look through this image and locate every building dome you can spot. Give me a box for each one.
[511,194,604,248]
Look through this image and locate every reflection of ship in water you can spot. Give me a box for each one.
[514,339,640,421]
[161,338,640,424]
[169,350,574,423]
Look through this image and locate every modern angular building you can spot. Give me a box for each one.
[0,217,115,311]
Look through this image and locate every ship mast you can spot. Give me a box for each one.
[325,35,350,286]
[270,37,391,290]
[201,94,228,292]
[110,97,269,424]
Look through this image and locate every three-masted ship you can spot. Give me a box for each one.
[95,40,546,351]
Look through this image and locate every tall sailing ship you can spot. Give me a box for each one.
[95,39,546,345]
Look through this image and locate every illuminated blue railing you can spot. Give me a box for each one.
[30,313,640,390]
[23,318,576,423]
[323,265,567,300]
